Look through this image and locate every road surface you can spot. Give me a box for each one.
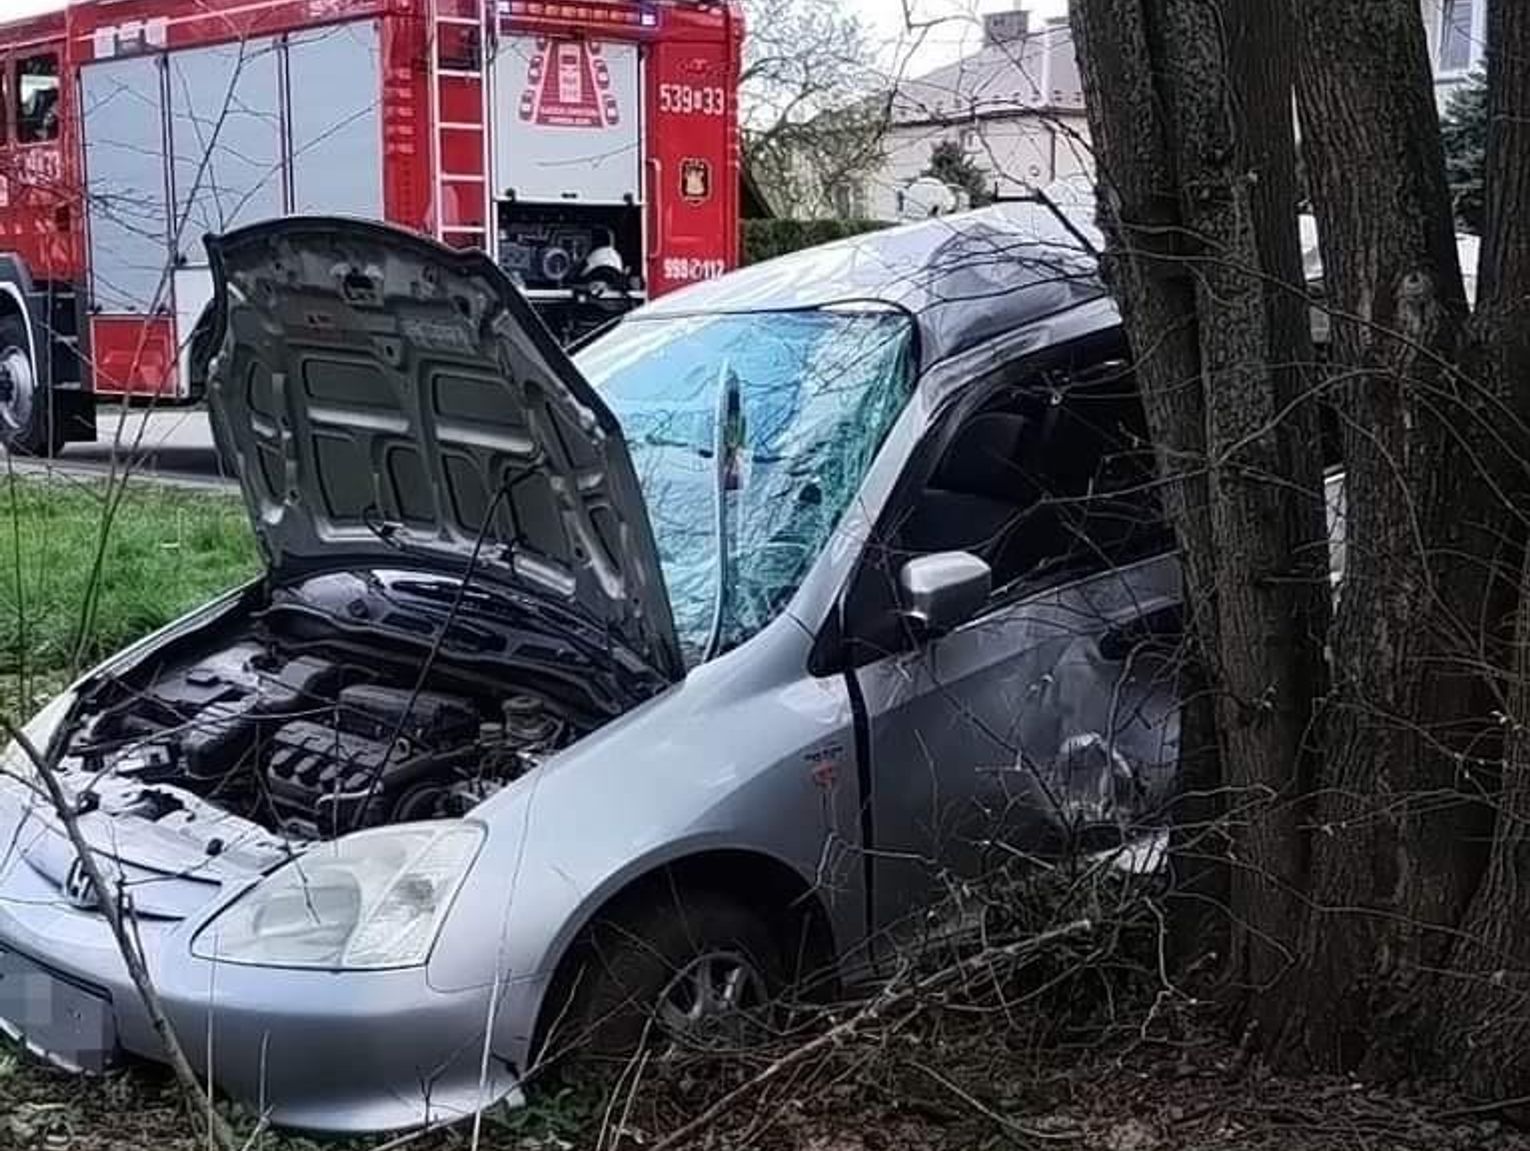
[6,406,232,490]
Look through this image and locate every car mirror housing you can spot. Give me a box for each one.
[898,552,992,637]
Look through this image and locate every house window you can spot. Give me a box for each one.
[1439,0,1475,73]
[833,181,865,218]
[15,54,60,143]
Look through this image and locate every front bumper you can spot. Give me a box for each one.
[0,800,523,1133]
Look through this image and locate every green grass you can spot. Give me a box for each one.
[0,477,260,689]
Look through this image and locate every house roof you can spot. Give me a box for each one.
[889,25,1085,126]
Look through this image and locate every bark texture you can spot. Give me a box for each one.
[1430,0,1530,1100]
[1168,0,1328,1006]
[1072,0,1326,1007]
[1072,0,1530,1098]
[1071,0,1224,976]
[1285,0,1495,1072]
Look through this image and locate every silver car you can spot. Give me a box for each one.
[0,204,1181,1132]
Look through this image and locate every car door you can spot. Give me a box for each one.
[842,358,1184,945]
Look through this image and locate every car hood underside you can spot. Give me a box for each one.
[200,217,683,681]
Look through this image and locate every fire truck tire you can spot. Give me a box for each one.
[0,311,60,457]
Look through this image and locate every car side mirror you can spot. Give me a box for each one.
[898,552,992,637]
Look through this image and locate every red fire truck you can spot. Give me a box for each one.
[0,0,744,453]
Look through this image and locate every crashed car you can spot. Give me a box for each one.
[0,205,1184,1131]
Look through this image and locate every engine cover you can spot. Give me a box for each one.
[266,722,403,805]
[335,685,477,749]
[265,684,480,830]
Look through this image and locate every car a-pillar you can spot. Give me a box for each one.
[0,255,93,457]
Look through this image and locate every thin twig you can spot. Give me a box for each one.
[649,918,1094,1151]
[909,1059,1083,1143]
[1,719,236,1151]
[368,1124,438,1151]
[1435,1091,1530,1120]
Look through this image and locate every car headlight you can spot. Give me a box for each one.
[192,823,483,970]
[0,691,76,788]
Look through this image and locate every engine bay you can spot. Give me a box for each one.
[63,614,586,843]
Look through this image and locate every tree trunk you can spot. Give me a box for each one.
[1070,0,1224,978]
[1282,0,1500,1074]
[1160,0,1329,1008]
[1428,0,1530,1101]
[1072,0,1530,1092]
[1073,0,1326,1013]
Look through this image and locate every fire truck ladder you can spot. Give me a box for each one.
[430,0,493,252]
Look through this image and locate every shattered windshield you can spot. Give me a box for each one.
[577,308,916,665]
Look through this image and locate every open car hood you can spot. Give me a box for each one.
[201,218,683,681]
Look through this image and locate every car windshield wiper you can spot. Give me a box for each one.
[702,361,745,662]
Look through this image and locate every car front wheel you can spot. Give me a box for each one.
[541,888,786,1071]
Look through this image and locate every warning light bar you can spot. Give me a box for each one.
[500,1,661,30]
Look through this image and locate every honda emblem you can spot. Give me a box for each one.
[63,858,97,910]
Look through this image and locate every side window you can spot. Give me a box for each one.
[896,361,1169,592]
[16,53,60,144]
[836,356,1171,668]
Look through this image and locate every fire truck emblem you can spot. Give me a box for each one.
[519,38,620,129]
[680,158,712,204]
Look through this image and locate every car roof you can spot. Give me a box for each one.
[640,200,1108,369]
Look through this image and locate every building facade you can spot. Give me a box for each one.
[793,1,1475,224]
[836,4,1093,222]
[1423,0,1485,104]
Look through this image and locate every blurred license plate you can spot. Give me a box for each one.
[0,947,117,1072]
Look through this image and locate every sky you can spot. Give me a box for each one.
[5,0,1070,76]
[864,0,1069,76]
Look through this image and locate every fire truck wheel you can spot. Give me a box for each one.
[0,311,59,458]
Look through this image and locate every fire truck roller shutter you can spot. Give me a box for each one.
[492,35,642,203]
[286,22,383,218]
[168,39,283,395]
[81,55,170,317]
